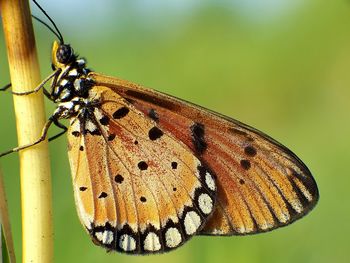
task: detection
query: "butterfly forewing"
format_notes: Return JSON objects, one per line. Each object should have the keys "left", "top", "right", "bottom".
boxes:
{"left": 89, "top": 72, "right": 319, "bottom": 236}
{"left": 67, "top": 85, "right": 216, "bottom": 254}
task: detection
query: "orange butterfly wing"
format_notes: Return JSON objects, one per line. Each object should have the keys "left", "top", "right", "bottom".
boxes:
{"left": 90, "top": 72, "right": 319, "bottom": 236}
{"left": 67, "top": 85, "right": 216, "bottom": 254}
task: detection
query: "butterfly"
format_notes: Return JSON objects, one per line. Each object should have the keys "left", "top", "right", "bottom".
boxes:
{"left": 4, "top": 0, "right": 319, "bottom": 255}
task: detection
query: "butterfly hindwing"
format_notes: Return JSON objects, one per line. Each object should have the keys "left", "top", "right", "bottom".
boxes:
{"left": 90, "top": 72, "right": 319, "bottom": 236}
{"left": 67, "top": 85, "right": 216, "bottom": 254}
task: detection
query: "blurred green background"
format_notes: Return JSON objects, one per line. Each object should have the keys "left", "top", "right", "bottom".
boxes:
{"left": 1, "top": 0, "right": 349, "bottom": 262}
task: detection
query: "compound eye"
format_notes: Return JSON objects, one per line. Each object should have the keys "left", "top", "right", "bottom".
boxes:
{"left": 56, "top": 44, "right": 74, "bottom": 64}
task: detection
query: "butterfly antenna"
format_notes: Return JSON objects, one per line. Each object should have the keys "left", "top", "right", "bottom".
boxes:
{"left": 32, "top": 15, "right": 62, "bottom": 42}
{"left": 32, "top": 0, "right": 64, "bottom": 44}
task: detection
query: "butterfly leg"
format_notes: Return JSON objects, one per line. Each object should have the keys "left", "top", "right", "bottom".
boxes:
{"left": 0, "top": 70, "right": 60, "bottom": 96}
{"left": 10, "top": 70, "right": 60, "bottom": 96}
{"left": 0, "top": 83, "right": 11, "bottom": 91}
{"left": 1, "top": 82, "right": 51, "bottom": 103}
{"left": 0, "top": 119, "right": 53, "bottom": 158}
{"left": 0, "top": 116, "right": 68, "bottom": 158}
{"left": 48, "top": 119, "right": 67, "bottom": 142}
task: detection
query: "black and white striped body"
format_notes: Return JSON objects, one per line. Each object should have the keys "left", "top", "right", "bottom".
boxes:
{"left": 52, "top": 57, "right": 92, "bottom": 103}
{"left": 50, "top": 47, "right": 99, "bottom": 132}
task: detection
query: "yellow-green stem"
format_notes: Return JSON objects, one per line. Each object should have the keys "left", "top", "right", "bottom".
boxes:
{"left": 0, "top": 0, "right": 53, "bottom": 262}
{"left": 0, "top": 167, "right": 16, "bottom": 263}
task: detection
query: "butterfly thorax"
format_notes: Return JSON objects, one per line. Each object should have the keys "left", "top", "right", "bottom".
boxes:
{"left": 52, "top": 58, "right": 92, "bottom": 102}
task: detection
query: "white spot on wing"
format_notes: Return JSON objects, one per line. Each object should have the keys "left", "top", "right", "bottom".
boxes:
{"left": 259, "top": 221, "right": 271, "bottom": 230}
{"left": 205, "top": 172, "right": 216, "bottom": 191}
{"left": 184, "top": 211, "right": 201, "bottom": 235}
{"left": 143, "top": 232, "right": 161, "bottom": 251}
{"left": 198, "top": 193, "right": 213, "bottom": 215}
{"left": 291, "top": 200, "right": 303, "bottom": 214}
{"left": 211, "top": 229, "right": 225, "bottom": 235}
{"left": 165, "top": 228, "right": 181, "bottom": 248}
{"left": 236, "top": 225, "right": 255, "bottom": 234}
{"left": 278, "top": 212, "right": 290, "bottom": 223}
{"left": 293, "top": 177, "right": 313, "bottom": 202}
{"left": 236, "top": 226, "right": 246, "bottom": 234}
{"left": 119, "top": 234, "right": 136, "bottom": 251}
{"left": 95, "top": 230, "right": 114, "bottom": 245}
{"left": 302, "top": 188, "right": 313, "bottom": 202}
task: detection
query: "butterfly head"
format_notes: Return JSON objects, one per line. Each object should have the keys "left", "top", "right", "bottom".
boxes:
{"left": 52, "top": 40, "right": 76, "bottom": 69}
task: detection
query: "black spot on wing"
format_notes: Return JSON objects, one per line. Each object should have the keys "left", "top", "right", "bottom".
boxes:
{"left": 190, "top": 122, "right": 207, "bottom": 154}
{"left": 171, "top": 162, "right": 178, "bottom": 169}
{"left": 99, "top": 192, "right": 108, "bottom": 198}
{"left": 113, "top": 107, "right": 129, "bottom": 119}
{"left": 148, "top": 109, "right": 159, "bottom": 122}
{"left": 240, "top": 159, "right": 251, "bottom": 170}
{"left": 108, "top": 134, "right": 116, "bottom": 141}
{"left": 72, "top": 131, "right": 80, "bottom": 137}
{"left": 138, "top": 161, "right": 148, "bottom": 170}
{"left": 114, "top": 174, "right": 124, "bottom": 184}
{"left": 89, "top": 129, "right": 102, "bottom": 136}
{"left": 148, "top": 127, "right": 163, "bottom": 140}
{"left": 99, "top": 115, "right": 110, "bottom": 125}
{"left": 244, "top": 145, "right": 257, "bottom": 156}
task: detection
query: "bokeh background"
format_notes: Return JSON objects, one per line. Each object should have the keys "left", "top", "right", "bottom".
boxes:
{"left": 1, "top": 0, "right": 349, "bottom": 262}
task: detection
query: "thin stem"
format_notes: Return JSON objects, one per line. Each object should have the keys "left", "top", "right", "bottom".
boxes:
{"left": 0, "top": 0, "right": 53, "bottom": 262}
{"left": 0, "top": 167, "right": 16, "bottom": 263}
